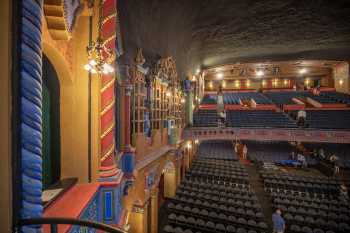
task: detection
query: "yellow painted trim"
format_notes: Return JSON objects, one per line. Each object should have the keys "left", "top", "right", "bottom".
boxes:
{"left": 102, "top": 13, "right": 117, "bottom": 25}
{"left": 101, "top": 144, "right": 115, "bottom": 161}
{"left": 100, "top": 99, "right": 115, "bottom": 116}
{"left": 100, "top": 123, "right": 115, "bottom": 139}
{"left": 102, "top": 35, "right": 116, "bottom": 47}
{"left": 101, "top": 78, "right": 115, "bottom": 93}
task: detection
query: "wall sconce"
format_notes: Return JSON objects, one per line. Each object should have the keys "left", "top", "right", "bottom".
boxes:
{"left": 246, "top": 80, "right": 251, "bottom": 87}
{"left": 305, "top": 78, "right": 310, "bottom": 85}
{"left": 339, "top": 79, "right": 344, "bottom": 86}
{"left": 187, "top": 141, "right": 192, "bottom": 149}
{"left": 208, "top": 81, "right": 213, "bottom": 89}
{"left": 235, "top": 80, "right": 240, "bottom": 88}
{"left": 222, "top": 80, "right": 226, "bottom": 88}
{"left": 283, "top": 79, "right": 288, "bottom": 86}
{"left": 262, "top": 80, "right": 266, "bottom": 86}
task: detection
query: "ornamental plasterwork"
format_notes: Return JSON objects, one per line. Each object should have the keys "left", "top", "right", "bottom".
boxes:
{"left": 43, "top": 0, "right": 82, "bottom": 40}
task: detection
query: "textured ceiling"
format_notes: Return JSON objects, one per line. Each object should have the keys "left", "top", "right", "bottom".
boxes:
{"left": 118, "top": 0, "right": 350, "bottom": 79}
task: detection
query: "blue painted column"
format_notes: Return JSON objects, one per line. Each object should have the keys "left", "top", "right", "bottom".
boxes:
{"left": 19, "top": 0, "right": 43, "bottom": 232}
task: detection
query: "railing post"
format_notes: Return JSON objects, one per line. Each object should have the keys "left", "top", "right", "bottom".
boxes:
{"left": 50, "top": 224, "right": 58, "bottom": 233}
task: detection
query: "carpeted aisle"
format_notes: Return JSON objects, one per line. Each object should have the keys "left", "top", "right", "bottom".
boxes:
{"left": 244, "top": 163, "right": 274, "bottom": 232}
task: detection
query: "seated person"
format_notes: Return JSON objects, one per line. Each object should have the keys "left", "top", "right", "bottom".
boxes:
{"left": 339, "top": 184, "right": 349, "bottom": 201}
{"left": 297, "top": 153, "right": 307, "bottom": 168}
{"left": 330, "top": 154, "right": 340, "bottom": 175}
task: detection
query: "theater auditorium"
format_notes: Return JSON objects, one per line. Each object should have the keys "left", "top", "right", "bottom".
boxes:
{"left": 1, "top": 1, "right": 350, "bottom": 233}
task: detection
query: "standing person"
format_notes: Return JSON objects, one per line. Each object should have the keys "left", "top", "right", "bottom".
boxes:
{"left": 272, "top": 209, "right": 286, "bottom": 233}
{"left": 234, "top": 141, "right": 239, "bottom": 154}
{"left": 297, "top": 153, "right": 307, "bottom": 168}
{"left": 217, "top": 86, "right": 224, "bottom": 126}
{"left": 291, "top": 151, "right": 296, "bottom": 160}
{"left": 297, "top": 110, "right": 306, "bottom": 126}
{"left": 242, "top": 144, "right": 248, "bottom": 160}
{"left": 318, "top": 148, "right": 325, "bottom": 160}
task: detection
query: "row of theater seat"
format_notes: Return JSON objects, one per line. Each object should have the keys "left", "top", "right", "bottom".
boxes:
{"left": 201, "top": 91, "right": 350, "bottom": 106}
{"left": 196, "top": 140, "right": 238, "bottom": 160}
{"left": 193, "top": 108, "right": 350, "bottom": 129}
{"left": 289, "top": 110, "right": 350, "bottom": 129}
{"left": 162, "top": 141, "right": 268, "bottom": 233}
{"left": 223, "top": 92, "right": 273, "bottom": 105}
{"left": 193, "top": 110, "right": 298, "bottom": 128}
{"left": 261, "top": 170, "right": 350, "bottom": 233}
{"left": 320, "top": 92, "right": 350, "bottom": 105}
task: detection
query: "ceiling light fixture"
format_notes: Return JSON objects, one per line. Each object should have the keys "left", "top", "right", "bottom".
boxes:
{"left": 299, "top": 68, "right": 307, "bottom": 75}
{"left": 256, "top": 70, "right": 264, "bottom": 77}
{"left": 217, "top": 73, "right": 223, "bottom": 79}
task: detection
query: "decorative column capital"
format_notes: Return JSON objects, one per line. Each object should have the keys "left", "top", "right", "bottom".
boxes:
{"left": 124, "top": 83, "right": 133, "bottom": 96}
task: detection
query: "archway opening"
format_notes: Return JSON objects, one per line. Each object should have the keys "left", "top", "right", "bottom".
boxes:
{"left": 42, "top": 54, "right": 61, "bottom": 190}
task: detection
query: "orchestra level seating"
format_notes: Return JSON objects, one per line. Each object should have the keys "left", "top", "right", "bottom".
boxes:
{"left": 162, "top": 141, "right": 268, "bottom": 233}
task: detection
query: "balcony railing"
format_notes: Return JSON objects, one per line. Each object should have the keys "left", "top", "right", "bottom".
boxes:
{"left": 16, "top": 217, "right": 128, "bottom": 233}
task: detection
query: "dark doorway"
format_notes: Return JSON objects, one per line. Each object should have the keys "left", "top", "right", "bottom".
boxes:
{"left": 42, "top": 54, "right": 61, "bottom": 189}
{"left": 158, "top": 173, "right": 165, "bottom": 207}
{"left": 147, "top": 199, "right": 152, "bottom": 233}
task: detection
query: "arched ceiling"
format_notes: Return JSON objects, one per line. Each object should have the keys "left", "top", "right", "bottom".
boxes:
{"left": 118, "top": 0, "right": 350, "bottom": 79}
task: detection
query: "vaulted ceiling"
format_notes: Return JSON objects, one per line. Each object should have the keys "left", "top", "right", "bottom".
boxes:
{"left": 118, "top": 0, "right": 350, "bottom": 79}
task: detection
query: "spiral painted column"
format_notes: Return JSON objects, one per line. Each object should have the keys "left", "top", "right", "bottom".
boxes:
{"left": 99, "top": 0, "right": 121, "bottom": 180}
{"left": 19, "top": 0, "right": 44, "bottom": 232}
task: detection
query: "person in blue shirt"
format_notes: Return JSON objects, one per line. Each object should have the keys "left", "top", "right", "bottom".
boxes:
{"left": 272, "top": 208, "right": 285, "bottom": 233}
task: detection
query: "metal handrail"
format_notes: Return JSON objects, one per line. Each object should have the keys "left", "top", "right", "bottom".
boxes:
{"left": 17, "top": 217, "right": 128, "bottom": 233}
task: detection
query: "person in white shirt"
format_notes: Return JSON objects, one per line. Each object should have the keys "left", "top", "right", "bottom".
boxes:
{"left": 297, "top": 110, "right": 306, "bottom": 126}
{"left": 297, "top": 153, "right": 307, "bottom": 168}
